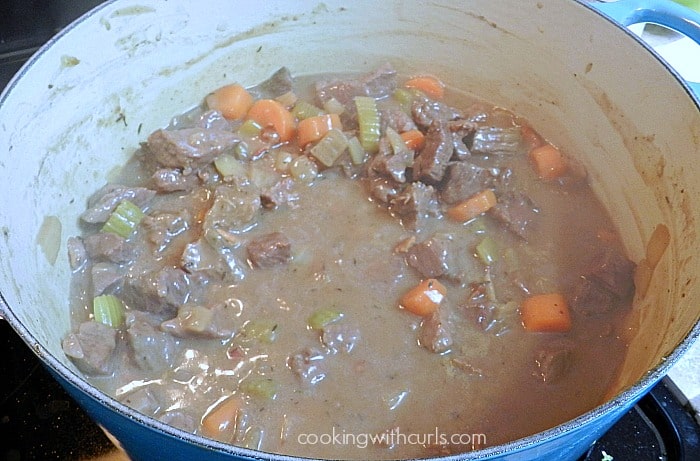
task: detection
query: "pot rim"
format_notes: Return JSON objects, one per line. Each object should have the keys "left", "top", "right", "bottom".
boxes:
{"left": 581, "top": 0, "right": 700, "bottom": 107}
{"left": 1, "top": 0, "right": 699, "bottom": 459}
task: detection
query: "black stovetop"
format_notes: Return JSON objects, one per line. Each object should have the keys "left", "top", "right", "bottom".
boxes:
{"left": 1, "top": 2, "right": 700, "bottom": 461}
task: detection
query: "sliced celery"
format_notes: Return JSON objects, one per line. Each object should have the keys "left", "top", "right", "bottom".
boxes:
{"left": 476, "top": 236, "right": 498, "bottom": 265}
{"left": 308, "top": 308, "right": 344, "bottom": 330}
{"left": 310, "top": 129, "right": 349, "bottom": 167}
{"left": 292, "top": 100, "right": 324, "bottom": 120}
{"left": 93, "top": 294, "right": 125, "bottom": 328}
{"left": 354, "top": 96, "right": 381, "bottom": 154}
{"left": 241, "top": 377, "right": 277, "bottom": 400}
{"left": 392, "top": 88, "right": 415, "bottom": 113}
{"left": 347, "top": 136, "right": 366, "bottom": 165}
{"left": 101, "top": 200, "right": 145, "bottom": 238}
{"left": 392, "top": 88, "right": 423, "bottom": 113}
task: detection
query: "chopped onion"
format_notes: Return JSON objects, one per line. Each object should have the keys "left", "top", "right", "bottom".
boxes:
{"left": 310, "top": 129, "right": 348, "bottom": 167}
{"left": 646, "top": 223, "right": 670, "bottom": 268}
{"left": 36, "top": 215, "right": 62, "bottom": 265}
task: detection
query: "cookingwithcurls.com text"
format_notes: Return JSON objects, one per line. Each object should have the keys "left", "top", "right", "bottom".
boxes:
{"left": 297, "top": 427, "right": 487, "bottom": 449}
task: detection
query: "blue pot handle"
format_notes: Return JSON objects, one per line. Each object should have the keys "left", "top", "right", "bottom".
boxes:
{"left": 589, "top": 0, "right": 700, "bottom": 99}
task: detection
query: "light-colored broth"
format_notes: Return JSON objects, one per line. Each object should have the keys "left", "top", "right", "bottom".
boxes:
{"left": 65, "top": 68, "right": 633, "bottom": 459}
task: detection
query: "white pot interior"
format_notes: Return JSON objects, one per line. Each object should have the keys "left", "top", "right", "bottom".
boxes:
{"left": 1, "top": 0, "right": 699, "bottom": 447}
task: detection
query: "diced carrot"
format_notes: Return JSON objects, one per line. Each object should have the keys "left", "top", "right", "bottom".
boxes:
{"left": 520, "top": 123, "right": 545, "bottom": 150}
{"left": 246, "top": 99, "right": 296, "bottom": 143}
{"left": 446, "top": 189, "right": 497, "bottom": 222}
{"left": 529, "top": 143, "right": 567, "bottom": 180}
{"left": 297, "top": 113, "right": 342, "bottom": 148}
{"left": 201, "top": 396, "right": 243, "bottom": 440}
{"left": 520, "top": 293, "right": 572, "bottom": 333}
{"left": 400, "top": 129, "right": 426, "bottom": 151}
{"left": 206, "top": 84, "right": 253, "bottom": 121}
{"left": 400, "top": 278, "right": 447, "bottom": 317}
{"left": 404, "top": 75, "right": 446, "bottom": 100}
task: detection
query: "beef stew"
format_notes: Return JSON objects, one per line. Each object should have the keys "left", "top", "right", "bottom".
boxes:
{"left": 63, "top": 65, "right": 636, "bottom": 459}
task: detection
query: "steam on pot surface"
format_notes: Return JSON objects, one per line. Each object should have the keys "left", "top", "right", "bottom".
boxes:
{"left": 61, "top": 65, "right": 640, "bottom": 459}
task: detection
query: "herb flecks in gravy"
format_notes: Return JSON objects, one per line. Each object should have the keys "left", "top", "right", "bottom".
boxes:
{"left": 63, "top": 65, "right": 636, "bottom": 459}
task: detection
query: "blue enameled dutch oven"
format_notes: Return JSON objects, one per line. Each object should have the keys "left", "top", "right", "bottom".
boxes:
{"left": 1, "top": 0, "right": 699, "bottom": 459}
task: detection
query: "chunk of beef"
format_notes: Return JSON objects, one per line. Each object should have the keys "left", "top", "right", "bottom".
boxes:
{"left": 161, "top": 303, "right": 238, "bottom": 339}
{"left": 287, "top": 347, "right": 327, "bottom": 386}
{"left": 413, "top": 121, "right": 453, "bottom": 184}
{"left": 247, "top": 232, "right": 292, "bottom": 268}
{"left": 81, "top": 184, "right": 156, "bottom": 223}
{"left": 197, "top": 163, "right": 226, "bottom": 185}
{"left": 91, "top": 262, "right": 124, "bottom": 295}
{"left": 125, "top": 311, "right": 178, "bottom": 371}
{"left": 411, "top": 99, "right": 463, "bottom": 128}
{"left": 143, "top": 184, "right": 211, "bottom": 216}
{"left": 368, "top": 174, "right": 403, "bottom": 205}
{"left": 462, "top": 282, "right": 505, "bottom": 333}
{"left": 390, "top": 181, "right": 440, "bottom": 229}
{"left": 570, "top": 277, "right": 617, "bottom": 316}
{"left": 532, "top": 340, "right": 574, "bottom": 384}
{"left": 359, "top": 62, "right": 397, "bottom": 99}
{"left": 169, "top": 107, "right": 232, "bottom": 131}
{"left": 84, "top": 232, "right": 133, "bottom": 263}
{"left": 440, "top": 162, "right": 497, "bottom": 205}
{"left": 67, "top": 236, "right": 87, "bottom": 271}
{"left": 489, "top": 192, "right": 539, "bottom": 239}
{"left": 463, "top": 300, "right": 499, "bottom": 332}
{"left": 181, "top": 238, "right": 228, "bottom": 276}
{"left": 568, "top": 247, "right": 635, "bottom": 317}
{"left": 119, "top": 387, "right": 160, "bottom": 415}
{"left": 196, "top": 109, "right": 233, "bottom": 131}
{"left": 260, "top": 177, "right": 299, "bottom": 209}
{"left": 469, "top": 126, "right": 522, "bottom": 156}
{"left": 204, "top": 184, "right": 261, "bottom": 239}
{"left": 62, "top": 320, "right": 117, "bottom": 376}
{"left": 150, "top": 168, "right": 199, "bottom": 192}
{"left": 405, "top": 235, "right": 449, "bottom": 278}
{"left": 142, "top": 210, "right": 190, "bottom": 254}
{"left": 146, "top": 127, "right": 240, "bottom": 171}
{"left": 315, "top": 78, "right": 361, "bottom": 108}
{"left": 369, "top": 138, "right": 414, "bottom": 183}
{"left": 584, "top": 248, "right": 636, "bottom": 299}
{"left": 448, "top": 119, "right": 478, "bottom": 160}
{"left": 381, "top": 108, "right": 417, "bottom": 134}
{"left": 315, "top": 63, "right": 396, "bottom": 107}
{"left": 248, "top": 67, "right": 293, "bottom": 100}
{"left": 122, "top": 266, "right": 191, "bottom": 317}
{"left": 321, "top": 323, "right": 360, "bottom": 354}
{"left": 192, "top": 239, "right": 247, "bottom": 283}
{"left": 406, "top": 233, "right": 476, "bottom": 284}
{"left": 418, "top": 309, "right": 453, "bottom": 354}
